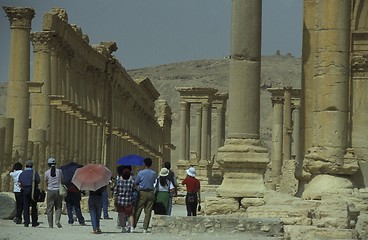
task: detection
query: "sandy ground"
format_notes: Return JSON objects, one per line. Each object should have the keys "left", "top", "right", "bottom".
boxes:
{"left": 0, "top": 204, "right": 279, "bottom": 240}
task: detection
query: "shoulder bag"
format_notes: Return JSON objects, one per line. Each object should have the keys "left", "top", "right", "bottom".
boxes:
{"left": 32, "top": 169, "right": 46, "bottom": 202}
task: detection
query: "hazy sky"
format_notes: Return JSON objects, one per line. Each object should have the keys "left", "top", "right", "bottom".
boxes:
{"left": 0, "top": 0, "right": 303, "bottom": 82}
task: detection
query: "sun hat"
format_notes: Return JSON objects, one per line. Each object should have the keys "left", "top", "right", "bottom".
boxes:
{"left": 25, "top": 160, "right": 33, "bottom": 167}
{"left": 47, "top": 157, "right": 56, "bottom": 165}
{"left": 186, "top": 167, "right": 196, "bottom": 177}
{"left": 159, "top": 167, "right": 169, "bottom": 177}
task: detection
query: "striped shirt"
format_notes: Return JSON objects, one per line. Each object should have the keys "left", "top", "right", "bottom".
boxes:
{"left": 114, "top": 178, "right": 135, "bottom": 206}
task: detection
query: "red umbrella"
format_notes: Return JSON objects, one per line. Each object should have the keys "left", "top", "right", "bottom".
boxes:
{"left": 71, "top": 164, "right": 112, "bottom": 191}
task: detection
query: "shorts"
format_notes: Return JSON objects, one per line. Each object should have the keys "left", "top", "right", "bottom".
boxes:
{"left": 116, "top": 203, "right": 134, "bottom": 216}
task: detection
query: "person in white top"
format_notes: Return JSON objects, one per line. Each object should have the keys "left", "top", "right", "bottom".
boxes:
{"left": 153, "top": 168, "right": 174, "bottom": 215}
{"left": 9, "top": 162, "right": 23, "bottom": 224}
{"left": 44, "top": 157, "right": 64, "bottom": 228}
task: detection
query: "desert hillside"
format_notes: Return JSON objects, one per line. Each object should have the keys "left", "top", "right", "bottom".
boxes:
{"left": 0, "top": 54, "right": 301, "bottom": 162}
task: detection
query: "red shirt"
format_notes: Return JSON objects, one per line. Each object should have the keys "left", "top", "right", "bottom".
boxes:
{"left": 182, "top": 176, "right": 200, "bottom": 192}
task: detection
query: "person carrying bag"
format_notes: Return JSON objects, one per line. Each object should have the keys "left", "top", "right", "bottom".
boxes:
{"left": 18, "top": 160, "right": 41, "bottom": 227}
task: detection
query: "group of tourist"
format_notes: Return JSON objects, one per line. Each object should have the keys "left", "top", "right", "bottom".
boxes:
{"left": 9, "top": 157, "right": 201, "bottom": 234}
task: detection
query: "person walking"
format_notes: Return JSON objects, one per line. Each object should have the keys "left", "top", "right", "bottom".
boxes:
{"left": 101, "top": 185, "right": 113, "bottom": 220}
{"left": 18, "top": 160, "right": 40, "bottom": 227}
{"left": 44, "top": 157, "right": 64, "bottom": 228}
{"left": 114, "top": 166, "right": 135, "bottom": 233}
{"left": 89, "top": 187, "right": 103, "bottom": 234}
{"left": 9, "top": 161, "right": 23, "bottom": 224}
{"left": 65, "top": 183, "right": 86, "bottom": 226}
{"left": 182, "top": 167, "right": 201, "bottom": 216}
{"left": 133, "top": 158, "right": 156, "bottom": 233}
{"left": 163, "top": 162, "right": 177, "bottom": 215}
{"left": 154, "top": 167, "right": 175, "bottom": 215}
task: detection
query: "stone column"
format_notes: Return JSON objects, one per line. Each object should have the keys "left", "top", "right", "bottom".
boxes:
{"left": 185, "top": 103, "right": 191, "bottom": 161}
{"left": 217, "top": 0, "right": 268, "bottom": 198}
{"left": 0, "top": 127, "right": 5, "bottom": 168}
{"left": 303, "top": 1, "right": 358, "bottom": 197}
{"left": 3, "top": 6, "right": 35, "bottom": 160}
{"left": 206, "top": 102, "right": 212, "bottom": 161}
{"left": 301, "top": 0, "right": 317, "bottom": 155}
{"left": 0, "top": 118, "right": 14, "bottom": 169}
{"left": 179, "top": 101, "right": 188, "bottom": 162}
{"left": 195, "top": 105, "right": 202, "bottom": 161}
{"left": 49, "top": 35, "right": 61, "bottom": 159}
{"left": 200, "top": 102, "right": 209, "bottom": 163}
{"left": 216, "top": 105, "right": 225, "bottom": 150}
{"left": 30, "top": 32, "right": 53, "bottom": 142}
{"left": 283, "top": 87, "right": 292, "bottom": 160}
{"left": 293, "top": 104, "right": 301, "bottom": 165}
{"left": 270, "top": 97, "right": 284, "bottom": 187}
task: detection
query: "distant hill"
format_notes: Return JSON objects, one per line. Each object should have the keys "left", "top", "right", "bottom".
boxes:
{"left": 0, "top": 55, "right": 301, "bottom": 162}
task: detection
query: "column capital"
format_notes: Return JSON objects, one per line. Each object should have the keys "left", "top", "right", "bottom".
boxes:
{"left": 3, "top": 6, "right": 35, "bottom": 29}
{"left": 271, "top": 96, "right": 284, "bottom": 106}
{"left": 31, "top": 31, "right": 56, "bottom": 53}
{"left": 202, "top": 102, "right": 210, "bottom": 110}
{"left": 292, "top": 103, "right": 300, "bottom": 111}
{"left": 180, "top": 101, "right": 188, "bottom": 110}
{"left": 283, "top": 86, "right": 292, "bottom": 91}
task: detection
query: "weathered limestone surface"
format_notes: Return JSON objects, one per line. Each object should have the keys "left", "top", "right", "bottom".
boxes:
{"left": 284, "top": 225, "right": 359, "bottom": 240}
{"left": 356, "top": 213, "right": 368, "bottom": 240}
{"left": 151, "top": 215, "right": 283, "bottom": 236}
{"left": 0, "top": 192, "right": 15, "bottom": 220}
{"left": 302, "top": 174, "right": 353, "bottom": 200}
{"left": 204, "top": 196, "right": 239, "bottom": 215}
{"left": 217, "top": 138, "right": 269, "bottom": 198}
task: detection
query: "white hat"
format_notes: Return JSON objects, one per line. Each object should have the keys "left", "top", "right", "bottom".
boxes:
{"left": 47, "top": 157, "right": 56, "bottom": 165}
{"left": 159, "top": 167, "right": 169, "bottom": 177}
{"left": 186, "top": 167, "right": 196, "bottom": 177}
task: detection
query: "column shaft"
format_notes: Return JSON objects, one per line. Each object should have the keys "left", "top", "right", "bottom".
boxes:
{"left": 216, "top": 106, "right": 225, "bottom": 150}
{"left": 271, "top": 97, "right": 284, "bottom": 183}
{"left": 227, "top": 0, "right": 261, "bottom": 139}
{"left": 293, "top": 105, "right": 301, "bottom": 164}
{"left": 195, "top": 106, "right": 202, "bottom": 160}
{"left": 4, "top": 7, "right": 35, "bottom": 160}
{"left": 283, "top": 87, "right": 292, "bottom": 160}
{"left": 185, "top": 103, "right": 190, "bottom": 160}
{"left": 179, "top": 101, "right": 188, "bottom": 161}
{"left": 200, "top": 103, "right": 209, "bottom": 162}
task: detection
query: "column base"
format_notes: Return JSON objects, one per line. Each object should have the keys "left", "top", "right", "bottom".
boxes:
{"left": 217, "top": 138, "right": 269, "bottom": 198}
{"left": 303, "top": 147, "right": 359, "bottom": 175}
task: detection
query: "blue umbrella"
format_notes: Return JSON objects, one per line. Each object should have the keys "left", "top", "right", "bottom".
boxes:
{"left": 116, "top": 154, "right": 145, "bottom": 166}
{"left": 60, "top": 162, "right": 83, "bottom": 187}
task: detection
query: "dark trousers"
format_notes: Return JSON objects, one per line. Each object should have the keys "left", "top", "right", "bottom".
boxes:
{"left": 14, "top": 192, "right": 23, "bottom": 221}
{"left": 22, "top": 188, "right": 38, "bottom": 225}
{"left": 101, "top": 190, "right": 109, "bottom": 218}
{"left": 185, "top": 195, "right": 198, "bottom": 216}
{"left": 65, "top": 192, "right": 85, "bottom": 224}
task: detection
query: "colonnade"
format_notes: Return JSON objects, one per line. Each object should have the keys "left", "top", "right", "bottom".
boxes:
{"left": 176, "top": 87, "right": 228, "bottom": 184}
{"left": 268, "top": 87, "right": 301, "bottom": 189}
{"left": 0, "top": 7, "right": 172, "bottom": 191}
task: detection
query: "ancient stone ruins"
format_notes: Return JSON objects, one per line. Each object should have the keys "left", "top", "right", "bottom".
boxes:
{"left": 1, "top": 0, "right": 368, "bottom": 239}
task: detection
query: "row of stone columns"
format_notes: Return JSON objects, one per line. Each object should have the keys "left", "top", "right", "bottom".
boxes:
{"left": 268, "top": 87, "right": 301, "bottom": 189}
{"left": 0, "top": 7, "right": 172, "bottom": 191}
{"left": 176, "top": 87, "right": 228, "bottom": 184}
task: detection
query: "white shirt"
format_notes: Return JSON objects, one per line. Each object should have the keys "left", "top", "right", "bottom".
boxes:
{"left": 155, "top": 179, "right": 174, "bottom": 192}
{"left": 44, "top": 168, "right": 63, "bottom": 190}
{"left": 9, "top": 170, "right": 22, "bottom": 192}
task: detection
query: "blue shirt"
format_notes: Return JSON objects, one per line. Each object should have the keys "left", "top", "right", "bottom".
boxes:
{"left": 18, "top": 168, "right": 40, "bottom": 188}
{"left": 135, "top": 168, "right": 156, "bottom": 191}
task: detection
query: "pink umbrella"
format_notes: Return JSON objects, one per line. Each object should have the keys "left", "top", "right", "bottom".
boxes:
{"left": 72, "top": 164, "right": 112, "bottom": 191}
